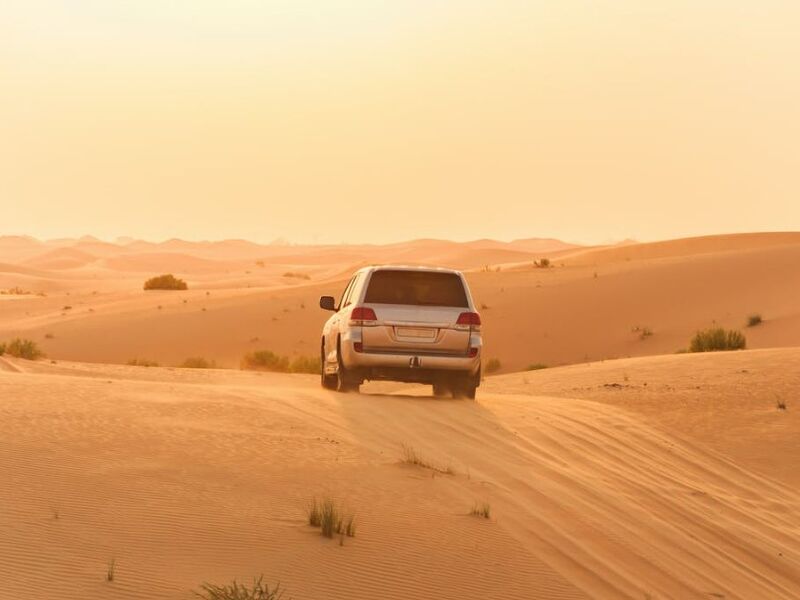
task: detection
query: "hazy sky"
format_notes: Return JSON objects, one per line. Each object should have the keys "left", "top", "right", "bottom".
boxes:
{"left": 3, "top": 1, "right": 799, "bottom": 244}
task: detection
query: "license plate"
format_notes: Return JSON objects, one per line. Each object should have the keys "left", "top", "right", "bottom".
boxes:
{"left": 396, "top": 327, "right": 436, "bottom": 339}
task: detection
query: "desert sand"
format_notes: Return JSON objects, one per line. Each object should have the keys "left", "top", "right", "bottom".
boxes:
{"left": 1, "top": 232, "right": 799, "bottom": 371}
{"left": 0, "top": 349, "right": 798, "bottom": 599}
{"left": 1, "top": 232, "right": 799, "bottom": 599}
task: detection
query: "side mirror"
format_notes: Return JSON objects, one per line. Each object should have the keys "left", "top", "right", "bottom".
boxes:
{"left": 319, "top": 295, "right": 336, "bottom": 311}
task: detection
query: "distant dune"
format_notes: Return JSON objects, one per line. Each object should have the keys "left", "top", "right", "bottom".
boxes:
{"left": 2, "top": 232, "right": 797, "bottom": 371}
{"left": 560, "top": 231, "right": 800, "bottom": 265}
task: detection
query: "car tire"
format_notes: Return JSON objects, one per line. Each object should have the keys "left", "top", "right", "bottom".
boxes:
{"left": 320, "top": 342, "right": 337, "bottom": 390}
{"left": 452, "top": 367, "right": 479, "bottom": 400}
{"left": 336, "top": 340, "right": 360, "bottom": 393}
{"left": 452, "top": 383, "right": 477, "bottom": 400}
{"left": 432, "top": 383, "right": 451, "bottom": 397}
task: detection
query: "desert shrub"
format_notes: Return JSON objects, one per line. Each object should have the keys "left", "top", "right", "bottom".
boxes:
{"left": 747, "top": 314, "right": 763, "bottom": 327}
{"left": 195, "top": 576, "right": 286, "bottom": 600}
{"left": 526, "top": 363, "right": 547, "bottom": 371}
{"left": 289, "top": 355, "right": 321, "bottom": 374}
{"left": 240, "top": 351, "right": 320, "bottom": 374}
{"left": 127, "top": 358, "right": 159, "bottom": 367}
{"left": 485, "top": 358, "right": 502, "bottom": 374}
{"left": 689, "top": 328, "right": 746, "bottom": 353}
{"left": 180, "top": 357, "right": 215, "bottom": 369}
{"left": 143, "top": 274, "right": 187, "bottom": 291}
{"left": 282, "top": 272, "right": 310, "bottom": 280}
{"left": 306, "top": 498, "right": 355, "bottom": 539}
{"left": 471, "top": 502, "right": 491, "bottom": 519}
{"left": 307, "top": 499, "right": 322, "bottom": 527}
{"left": 241, "top": 350, "right": 290, "bottom": 372}
{"left": 4, "top": 338, "right": 44, "bottom": 360}
{"left": 400, "top": 444, "right": 454, "bottom": 474}
{"left": 534, "top": 258, "right": 551, "bottom": 268}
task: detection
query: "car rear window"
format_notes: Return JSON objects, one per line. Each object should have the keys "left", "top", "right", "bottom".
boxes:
{"left": 364, "top": 270, "right": 468, "bottom": 307}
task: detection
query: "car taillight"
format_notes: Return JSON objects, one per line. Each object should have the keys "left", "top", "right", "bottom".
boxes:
{"left": 354, "top": 342, "right": 364, "bottom": 353}
{"left": 468, "top": 347, "right": 479, "bottom": 358}
{"left": 350, "top": 306, "right": 378, "bottom": 326}
{"left": 455, "top": 312, "right": 481, "bottom": 329}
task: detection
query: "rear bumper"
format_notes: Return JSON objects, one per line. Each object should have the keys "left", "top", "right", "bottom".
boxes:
{"left": 340, "top": 335, "right": 481, "bottom": 382}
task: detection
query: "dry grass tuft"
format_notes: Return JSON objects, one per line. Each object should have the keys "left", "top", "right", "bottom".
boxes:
{"left": 241, "top": 351, "right": 320, "bottom": 374}
{"left": 2, "top": 338, "right": 44, "bottom": 360}
{"left": 180, "top": 357, "right": 216, "bottom": 369}
{"left": 195, "top": 576, "right": 286, "bottom": 599}
{"left": 282, "top": 272, "right": 310, "bottom": 281}
{"left": 470, "top": 502, "right": 491, "bottom": 519}
{"left": 747, "top": 314, "right": 763, "bottom": 327}
{"left": 127, "top": 358, "right": 159, "bottom": 367}
{"left": 401, "top": 444, "right": 454, "bottom": 475}
{"left": 689, "top": 328, "right": 746, "bottom": 352}
{"left": 306, "top": 498, "right": 356, "bottom": 539}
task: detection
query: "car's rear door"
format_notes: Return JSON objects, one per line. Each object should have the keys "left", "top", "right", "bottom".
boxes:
{"left": 359, "top": 270, "right": 473, "bottom": 355}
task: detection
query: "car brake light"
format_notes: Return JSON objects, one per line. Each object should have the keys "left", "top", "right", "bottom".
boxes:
{"left": 456, "top": 312, "right": 481, "bottom": 326}
{"left": 468, "top": 347, "right": 479, "bottom": 358}
{"left": 350, "top": 306, "right": 378, "bottom": 325}
{"left": 354, "top": 342, "right": 364, "bottom": 353}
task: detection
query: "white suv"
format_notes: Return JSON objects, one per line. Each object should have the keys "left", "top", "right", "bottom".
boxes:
{"left": 319, "top": 266, "right": 483, "bottom": 398}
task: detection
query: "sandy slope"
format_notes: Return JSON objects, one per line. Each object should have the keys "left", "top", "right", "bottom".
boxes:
{"left": 482, "top": 348, "right": 800, "bottom": 487}
{"left": 1, "top": 350, "right": 798, "bottom": 600}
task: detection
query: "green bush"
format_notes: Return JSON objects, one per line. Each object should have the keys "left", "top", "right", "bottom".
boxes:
{"left": 485, "top": 358, "right": 502, "bottom": 374}
{"left": 143, "top": 274, "right": 187, "bottom": 291}
{"left": 3, "top": 338, "right": 44, "bottom": 360}
{"left": 180, "top": 357, "right": 215, "bottom": 369}
{"left": 689, "top": 328, "right": 746, "bottom": 353}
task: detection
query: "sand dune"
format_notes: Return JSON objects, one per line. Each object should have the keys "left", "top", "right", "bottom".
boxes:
{"left": 2, "top": 232, "right": 798, "bottom": 598}
{"left": 560, "top": 232, "right": 800, "bottom": 266}
{"left": 23, "top": 247, "right": 99, "bottom": 270}
{"left": 3, "top": 232, "right": 797, "bottom": 371}
{"left": 1, "top": 349, "right": 797, "bottom": 599}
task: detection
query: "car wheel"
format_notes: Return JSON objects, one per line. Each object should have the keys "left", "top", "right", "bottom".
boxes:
{"left": 452, "top": 383, "right": 477, "bottom": 400}
{"left": 452, "top": 368, "right": 479, "bottom": 400}
{"left": 432, "top": 383, "right": 451, "bottom": 397}
{"left": 336, "top": 340, "right": 360, "bottom": 393}
{"left": 320, "top": 342, "right": 337, "bottom": 390}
